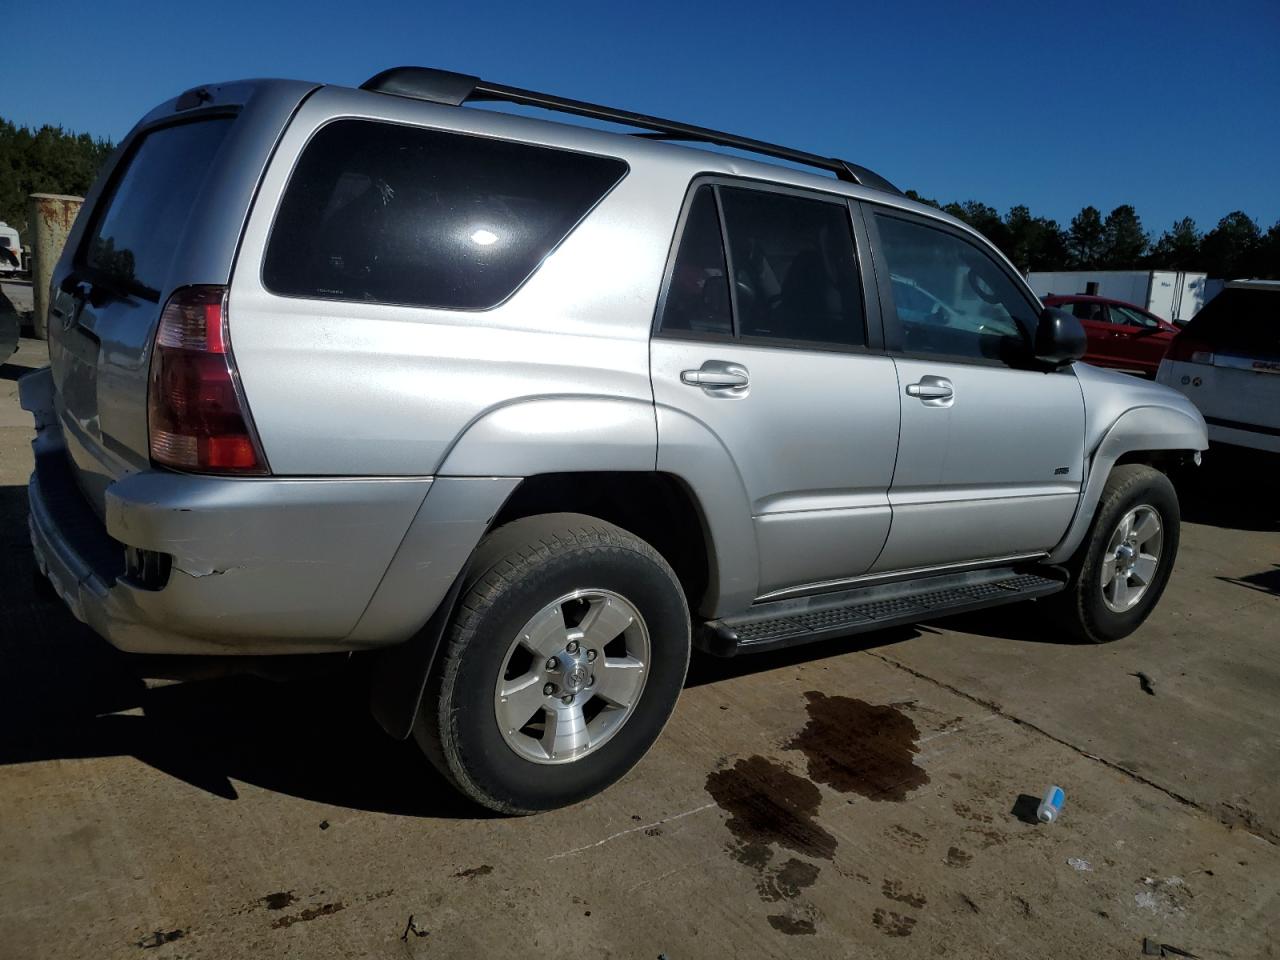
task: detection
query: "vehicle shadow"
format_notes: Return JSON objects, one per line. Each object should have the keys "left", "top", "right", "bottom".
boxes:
{"left": 0, "top": 483, "right": 487, "bottom": 820}
{"left": 685, "top": 625, "right": 923, "bottom": 688}
{"left": 1175, "top": 446, "right": 1278, "bottom": 533}
{"left": 917, "top": 603, "right": 1086, "bottom": 646}
{"left": 1216, "top": 565, "right": 1280, "bottom": 598}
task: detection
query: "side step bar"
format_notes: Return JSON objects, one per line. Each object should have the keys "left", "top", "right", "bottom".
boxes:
{"left": 699, "top": 565, "right": 1067, "bottom": 657}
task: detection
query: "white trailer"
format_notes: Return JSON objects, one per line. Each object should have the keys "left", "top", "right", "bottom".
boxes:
{"left": 1025, "top": 270, "right": 1209, "bottom": 322}
{"left": 0, "top": 222, "right": 21, "bottom": 275}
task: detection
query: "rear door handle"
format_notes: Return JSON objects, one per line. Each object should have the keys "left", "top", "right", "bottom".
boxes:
{"left": 681, "top": 362, "right": 749, "bottom": 391}
{"left": 905, "top": 377, "right": 954, "bottom": 405}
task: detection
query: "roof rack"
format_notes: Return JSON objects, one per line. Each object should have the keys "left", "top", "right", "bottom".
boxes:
{"left": 359, "top": 66, "right": 900, "bottom": 195}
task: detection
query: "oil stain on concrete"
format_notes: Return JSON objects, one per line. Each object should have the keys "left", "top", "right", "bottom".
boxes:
{"left": 704, "top": 755, "right": 832, "bottom": 934}
{"left": 881, "top": 878, "right": 927, "bottom": 909}
{"left": 787, "top": 691, "right": 929, "bottom": 801}
{"left": 704, "top": 694, "right": 931, "bottom": 937}
{"left": 704, "top": 755, "right": 838, "bottom": 866}
{"left": 757, "top": 858, "right": 822, "bottom": 903}
{"left": 260, "top": 891, "right": 297, "bottom": 910}
{"left": 872, "top": 907, "right": 917, "bottom": 937}
{"left": 270, "top": 902, "right": 345, "bottom": 930}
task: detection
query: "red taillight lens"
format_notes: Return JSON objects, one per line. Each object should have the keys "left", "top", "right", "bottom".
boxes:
{"left": 147, "top": 286, "right": 268, "bottom": 474}
{"left": 1164, "top": 332, "right": 1213, "bottom": 365}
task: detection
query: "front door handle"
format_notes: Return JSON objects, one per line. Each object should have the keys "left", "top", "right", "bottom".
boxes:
{"left": 905, "top": 376, "right": 954, "bottom": 406}
{"left": 681, "top": 362, "right": 749, "bottom": 392}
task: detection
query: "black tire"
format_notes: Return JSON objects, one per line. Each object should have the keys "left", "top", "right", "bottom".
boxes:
{"left": 414, "top": 513, "right": 691, "bottom": 814}
{"left": 1054, "top": 464, "right": 1180, "bottom": 643}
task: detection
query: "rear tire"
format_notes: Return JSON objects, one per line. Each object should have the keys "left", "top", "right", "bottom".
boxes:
{"left": 1054, "top": 464, "right": 1180, "bottom": 643}
{"left": 415, "top": 513, "right": 691, "bottom": 814}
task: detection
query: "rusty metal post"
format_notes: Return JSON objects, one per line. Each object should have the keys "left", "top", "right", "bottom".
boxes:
{"left": 28, "top": 193, "right": 84, "bottom": 340}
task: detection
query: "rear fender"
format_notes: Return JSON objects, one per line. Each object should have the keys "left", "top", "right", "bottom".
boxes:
{"left": 436, "top": 395, "right": 657, "bottom": 476}
{"left": 654, "top": 405, "right": 758, "bottom": 616}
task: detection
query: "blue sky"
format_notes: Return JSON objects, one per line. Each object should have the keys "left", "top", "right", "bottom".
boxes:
{"left": 6, "top": 0, "right": 1278, "bottom": 235}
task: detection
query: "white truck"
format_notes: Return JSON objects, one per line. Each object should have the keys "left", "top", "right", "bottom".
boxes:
{"left": 1027, "top": 270, "right": 1208, "bottom": 324}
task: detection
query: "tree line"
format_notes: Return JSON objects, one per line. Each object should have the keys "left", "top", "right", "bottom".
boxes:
{"left": 905, "top": 191, "right": 1280, "bottom": 280}
{"left": 0, "top": 117, "right": 114, "bottom": 239}
{"left": 1, "top": 113, "right": 1276, "bottom": 280}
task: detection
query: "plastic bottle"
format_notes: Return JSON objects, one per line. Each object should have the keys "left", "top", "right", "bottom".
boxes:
{"left": 1037, "top": 785, "right": 1065, "bottom": 823}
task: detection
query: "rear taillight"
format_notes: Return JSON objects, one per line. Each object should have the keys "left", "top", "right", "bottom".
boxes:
{"left": 1164, "top": 331, "right": 1214, "bottom": 365}
{"left": 147, "top": 286, "right": 268, "bottom": 474}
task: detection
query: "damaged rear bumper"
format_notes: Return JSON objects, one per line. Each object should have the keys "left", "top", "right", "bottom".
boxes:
{"left": 21, "top": 368, "right": 437, "bottom": 655}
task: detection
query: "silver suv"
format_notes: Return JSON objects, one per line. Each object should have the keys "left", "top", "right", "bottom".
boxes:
{"left": 21, "top": 68, "right": 1207, "bottom": 813}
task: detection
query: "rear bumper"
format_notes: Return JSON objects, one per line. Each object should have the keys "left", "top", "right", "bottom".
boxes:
{"left": 28, "top": 449, "right": 435, "bottom": 654}
{"left": 21, "top": 367, "right": 474, "bottom": 655}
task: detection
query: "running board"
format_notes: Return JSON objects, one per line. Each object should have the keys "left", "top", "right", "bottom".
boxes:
{"left": 699, "top": 565, "right": 1067, "bottom": 657}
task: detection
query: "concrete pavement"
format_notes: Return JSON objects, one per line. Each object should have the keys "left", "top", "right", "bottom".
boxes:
{"left": 1, "top": 336, "right": 1276, "bottom": 959}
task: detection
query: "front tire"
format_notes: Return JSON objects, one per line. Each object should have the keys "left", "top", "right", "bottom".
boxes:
{"left": 1056, "top": 464, "right": 1180, "bottom": 643}
{"left": 415, "top": 513, "right": 691, "bottom": 814}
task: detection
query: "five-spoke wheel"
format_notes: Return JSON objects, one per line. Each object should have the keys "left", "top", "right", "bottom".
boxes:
{"left": 415, "top": 514, "right": 690, "bottom": 814}
{"left": 495, "top": 590, "right": 650, "bottom": 763}
{"left": 1100, "top": 505, "right": 1163, "bottom": 613}
{"left": 1052, "top": 464, "right": 1180, "bottom": 643}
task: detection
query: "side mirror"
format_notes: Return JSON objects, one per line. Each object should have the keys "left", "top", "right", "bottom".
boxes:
{"left": 1034, "top": 307, "right": 1087, "bottom": 367}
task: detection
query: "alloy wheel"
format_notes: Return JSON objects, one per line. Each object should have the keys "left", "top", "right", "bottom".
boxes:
{"left": 1100, "top": 504, "right": 1163, "bottom": 613}
{"left": 493, "top": 589, "right": 650, "bottom": 764}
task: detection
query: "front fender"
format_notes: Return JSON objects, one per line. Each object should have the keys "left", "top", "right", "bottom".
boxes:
{"left": 1048, "top": 404, "right": 1207, "bottom": 563}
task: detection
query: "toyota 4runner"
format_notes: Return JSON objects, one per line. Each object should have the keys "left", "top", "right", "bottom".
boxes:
{"left": 21, "top": 68, "right": 1207, "bottom": 813}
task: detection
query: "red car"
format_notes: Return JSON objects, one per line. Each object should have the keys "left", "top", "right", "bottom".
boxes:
{"left": 1042, "top": 294, "right": 1179, "bottom": 378}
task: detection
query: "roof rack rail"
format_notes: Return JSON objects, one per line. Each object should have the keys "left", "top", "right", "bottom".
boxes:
{"left": 359, "top": 66, "right": 900, "bottom": 195}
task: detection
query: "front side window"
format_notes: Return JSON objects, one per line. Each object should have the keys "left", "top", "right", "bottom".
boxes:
{"left": 719, "top": 187, "right": 865, "bottom": 347}
{"left": 264, "top": 119, "right": 627, "bottom": 310}
{"left": 875, "top": 214, "right": 1033, "bottom": 363}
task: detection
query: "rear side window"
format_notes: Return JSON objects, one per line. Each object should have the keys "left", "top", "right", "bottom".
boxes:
{"left": 658, "top": 186, "right": 732, "bottom": 336}
{"left": 720, "top": 187, "right": 864, "bottom": 347}
{"left": 83, "top": 118, "right": 234, "bottom": 300}
{"left": 657, "top": 182, "right": 865, "bottom": 349}
{"left": 1062, "top": 299, "right": 1105, "bottom": 322}
{"left": 263, "top": 119, "right": 627, "bottom": 310}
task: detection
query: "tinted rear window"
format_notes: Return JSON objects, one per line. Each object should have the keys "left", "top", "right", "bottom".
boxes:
{"left": 83, "top": 118, "right": 234, "bottom": 300}
{"left": 720, "top": 186, "right": 865, "bottom": 347}
{"left": 1187, "top": 288, "right": 1280, "bottom": 355}
{"left": 263, "top": 119, "right": 628, "bottom": 311}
